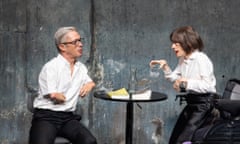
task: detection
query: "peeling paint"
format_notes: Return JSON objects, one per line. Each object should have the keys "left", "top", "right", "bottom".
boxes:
{"left": 0, "top": 102, "right": 28, "bottom": 120}
{"left": 105, "top": 59, "right": 126, "bottom": 74}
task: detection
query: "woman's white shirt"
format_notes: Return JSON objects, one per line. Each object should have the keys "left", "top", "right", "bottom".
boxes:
{"left": 163, "top": 51, "right": 216, "bottom": 93}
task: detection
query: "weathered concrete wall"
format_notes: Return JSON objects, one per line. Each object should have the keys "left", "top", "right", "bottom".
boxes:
{"left": 0, "top": 0, "right": 240, "bottom": 143}
{"left": 0, "top": 0, "right": 29, "bottom": 143}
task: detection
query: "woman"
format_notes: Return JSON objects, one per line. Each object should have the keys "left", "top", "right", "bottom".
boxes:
{"left": 150, "top": 26, "right": 216, "bottom": 144}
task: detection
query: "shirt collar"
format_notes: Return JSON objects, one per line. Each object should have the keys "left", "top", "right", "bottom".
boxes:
{"left": 57, "top": 54, "right": 80, "bottom": 67}
{"left": 182, "top": 50, "right": 199, "bottom": 64}
{"left": 188, "top": 50, "right": 199, "bottom": 59}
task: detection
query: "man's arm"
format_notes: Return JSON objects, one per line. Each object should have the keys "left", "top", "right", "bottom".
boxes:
{"left": 44, "top": 92, "right": 66, "bottom": 104}
{"left": 79, "top": 81, "right": 96, "bottom": 97}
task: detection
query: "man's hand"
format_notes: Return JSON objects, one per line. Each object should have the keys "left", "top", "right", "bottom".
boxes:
{"left": 49, "top": 93, "right": 66, "bottom": 104}
{"left": 79, "top": 81, "right": 96, "bottom": 97}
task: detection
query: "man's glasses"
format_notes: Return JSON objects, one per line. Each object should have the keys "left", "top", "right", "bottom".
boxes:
{"left": 61, "top": 38, "right": 84, "bottom": 46}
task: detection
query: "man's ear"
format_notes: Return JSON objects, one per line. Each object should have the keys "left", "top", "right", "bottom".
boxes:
{"left": 58, "top": 44, "right": 66, "bottom": 52}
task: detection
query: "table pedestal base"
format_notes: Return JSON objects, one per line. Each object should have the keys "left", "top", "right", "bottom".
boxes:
{"left": 126, "top": 102, "right": 133, "bottom": 144}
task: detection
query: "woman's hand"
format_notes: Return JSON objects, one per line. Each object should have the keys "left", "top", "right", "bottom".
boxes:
{"left": 149, "top": 59, "right": 169, "bottom": 71}
{"left": 173, "top": 78, "right": 188, "bottom": 92}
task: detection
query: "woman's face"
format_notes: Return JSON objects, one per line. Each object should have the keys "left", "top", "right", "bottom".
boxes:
{"left": 171, "top": 43, "right": 187, "bottom": 58}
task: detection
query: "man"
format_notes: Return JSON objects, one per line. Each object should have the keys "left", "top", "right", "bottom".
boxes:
{"left": 150, "top": 26, "right": 216, "bottom": 144}
{"left": 29, "top": 26, "right": 97, "bottom": 144}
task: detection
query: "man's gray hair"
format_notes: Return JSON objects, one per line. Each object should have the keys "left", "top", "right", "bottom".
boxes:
{"left": 54, "top": 26, "right": 77, "bottom": 47}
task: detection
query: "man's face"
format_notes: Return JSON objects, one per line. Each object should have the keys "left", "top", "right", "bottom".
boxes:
{"left": 171, "top": 43, "right": 186, "bottom": 58}
{"left": 60, "top": 31, "right": 83, "bottom": 59}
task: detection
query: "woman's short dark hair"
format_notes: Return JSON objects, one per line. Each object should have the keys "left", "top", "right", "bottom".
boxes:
{"left": 170, "top": 26, "right": 204, "bottom": 54}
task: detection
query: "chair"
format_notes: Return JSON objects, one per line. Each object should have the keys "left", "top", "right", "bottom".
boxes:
{"left": 193, "top": 78, "right": 240, "bottom": 143}
{"left": 214, "top": 79, "right": 240, "bottom": 119}
{"left": 27, "top": 86, "right": 71, "bottom": 144}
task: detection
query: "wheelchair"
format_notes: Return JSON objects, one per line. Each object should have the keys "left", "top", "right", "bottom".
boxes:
{"left": 175, "top": 79, "right": 240, "bottom": 144}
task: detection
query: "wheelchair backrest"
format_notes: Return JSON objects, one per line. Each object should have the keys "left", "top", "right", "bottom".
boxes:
{"left": 222, "top": 79, "right": 240, "bottom": 100}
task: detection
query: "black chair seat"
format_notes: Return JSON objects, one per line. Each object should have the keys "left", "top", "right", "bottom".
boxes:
{"left": 214, "top": 99, "right": 240, "bottom": 117}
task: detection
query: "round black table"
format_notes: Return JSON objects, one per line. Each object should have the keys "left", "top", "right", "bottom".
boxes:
{"left": 94, "top": 90, "right": 167, "bottom": 144}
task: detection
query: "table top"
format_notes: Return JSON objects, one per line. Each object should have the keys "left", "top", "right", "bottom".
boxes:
{"left": 94, "top": 90, "right": 167, "bottom": 102}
